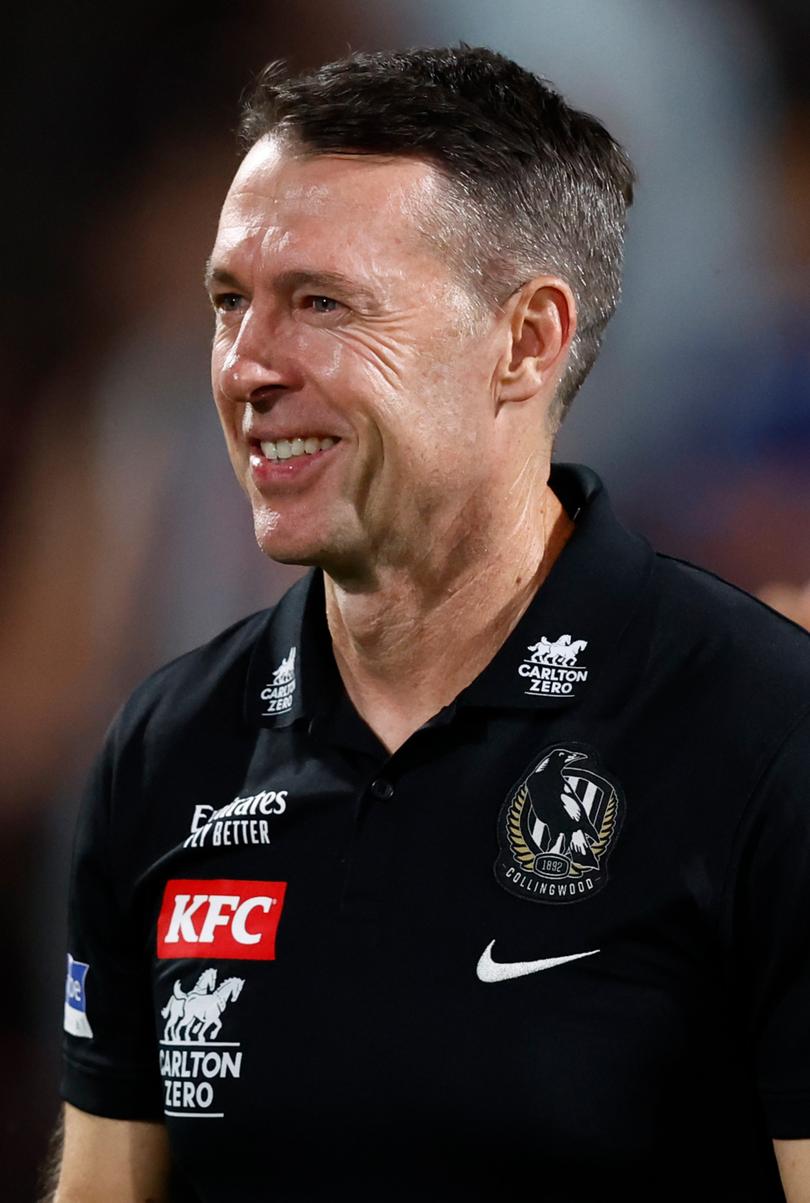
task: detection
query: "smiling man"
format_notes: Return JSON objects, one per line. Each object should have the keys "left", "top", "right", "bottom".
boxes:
{"left": 53, "top": 47, "right": 810, "bottom": 1203}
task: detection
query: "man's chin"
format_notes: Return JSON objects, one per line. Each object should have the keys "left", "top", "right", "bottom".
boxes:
{"left": 253, "top": 514, "right": 329, "bottom": 569}
{"left": 256, "top": 533, "right": 372, "bottom": 587}
{"left": 256, "top": 535, "right": 322, "bottom": 569}
{"left": 252, "top": 508, "right": 368, "bottom": 580}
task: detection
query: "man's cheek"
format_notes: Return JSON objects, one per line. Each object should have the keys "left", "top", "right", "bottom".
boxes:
{"left": 211, "top": 324, "right": 236, "bottom": 365}
{"left": 337, "top": 328, "right": 410, "bottom": 392}
{"left": 212, "top": 399, "right": 243, "bottom": 454}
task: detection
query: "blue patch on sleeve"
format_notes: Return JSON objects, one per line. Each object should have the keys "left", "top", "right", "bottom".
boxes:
{"left": 64, "top": 954, "right": 94, "bottom": 1038}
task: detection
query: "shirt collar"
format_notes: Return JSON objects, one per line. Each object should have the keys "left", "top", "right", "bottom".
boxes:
{"left": 244, "top": 569, "right": 331, "bottom": 729}
{"left": 244, "top": 463, "right": 654, "bottom": 726}
{"left": 457, "top": 463, "right": 654, "bottom": 711}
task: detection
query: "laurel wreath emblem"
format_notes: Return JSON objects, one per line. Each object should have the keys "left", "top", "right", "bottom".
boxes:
{"left": 506, "top": 783, "right": 536, "bottom": 869}
{"left": 506, "top": 776, "right": 618, "bottom": 878}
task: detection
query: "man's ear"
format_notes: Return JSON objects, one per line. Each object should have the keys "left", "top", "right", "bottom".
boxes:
{"left": 497, "top": 278, "right": 577, "bottom": 405}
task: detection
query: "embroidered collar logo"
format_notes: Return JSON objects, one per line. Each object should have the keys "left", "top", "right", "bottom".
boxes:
{"left": 261, "top": 646, "right": 297, "bottom": 715}
{"left": 518, "top": 634, "right": 590, "bottom": 699}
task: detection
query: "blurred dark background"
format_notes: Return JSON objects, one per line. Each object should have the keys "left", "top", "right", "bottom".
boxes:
{"left": 3, "top": 1, "right": 809, "bottom": 1196}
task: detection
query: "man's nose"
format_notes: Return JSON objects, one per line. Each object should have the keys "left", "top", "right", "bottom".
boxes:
{"left": 217, "top": 308, "right": 288, "bottom": 402}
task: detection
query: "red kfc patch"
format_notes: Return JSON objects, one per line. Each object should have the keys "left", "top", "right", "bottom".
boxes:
{"left": 157, "top": 879, "right": 287, "bottom": 960}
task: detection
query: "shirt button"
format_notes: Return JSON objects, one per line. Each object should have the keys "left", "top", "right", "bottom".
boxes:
{"left": 370, "top": 778, "right": 394, "bottom": 800}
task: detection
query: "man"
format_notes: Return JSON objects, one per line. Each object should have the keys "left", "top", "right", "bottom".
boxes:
{"left": 54, "top": 46, "right": 810, "bottom": 1203}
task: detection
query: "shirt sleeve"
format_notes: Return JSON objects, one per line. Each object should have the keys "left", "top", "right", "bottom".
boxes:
{"left": 61, "top": 713, "right": 163, "bottom": 1120}
{"left": 725, "top": 709, "right": 810, "bottom": 1138}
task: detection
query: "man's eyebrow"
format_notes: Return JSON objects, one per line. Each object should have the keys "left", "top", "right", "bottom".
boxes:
{"left": 203, "top": 260, "right": 242, "bottom": 292}
{"left": 275, "top": 269, "right": 382, "bottom": 310}
{"left": 203, "top": 259, "right": 382, "bottom": 310}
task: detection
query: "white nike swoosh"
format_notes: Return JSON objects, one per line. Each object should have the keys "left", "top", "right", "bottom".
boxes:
{"left": 476, "top": 939, "right": 600, "bottom": 983}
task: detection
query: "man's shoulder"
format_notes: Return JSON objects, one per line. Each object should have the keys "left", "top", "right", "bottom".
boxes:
{"left": 112, "top": 575, "right": 308, "bottom": 746}
{"left": 649, "top": 551, "right": 810, "bottom": 716}
{"left": 117, "top": 609, "right": 270, "bottom": 737}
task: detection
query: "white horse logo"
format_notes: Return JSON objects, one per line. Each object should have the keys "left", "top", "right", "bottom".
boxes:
{"left": 527, "top": 635, "right": 588, "bottom": 666}
{"left": 272, "top": 647, "right": 296, "bottom": 686}
{"left": 160, "top": 967, "right": 216, "bottom": 1042}
{"left": 161, "top": 970, "right": 244, "bottom": 1043}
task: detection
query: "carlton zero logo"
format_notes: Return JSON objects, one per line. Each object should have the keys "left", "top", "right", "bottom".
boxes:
{"left": 160, "top": 967, "right": 246, "bottom": 1119}
{"left": 261, "top": 645, "right": 297, "bottom": 715}
{"left": 157, "top": 879, "right": 287, "bottom": 960}
{"left": 518, "top": 634, "right": 589, "bottom": 698}
{"left": 495, "top": 744, "right": 625, "bottom": 904}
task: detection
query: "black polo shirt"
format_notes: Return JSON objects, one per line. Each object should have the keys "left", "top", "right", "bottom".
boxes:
{"left": 62, "top": 464, "right": 810, "bottom": 1203}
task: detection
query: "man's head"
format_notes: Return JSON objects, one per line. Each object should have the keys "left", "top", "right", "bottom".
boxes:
{"left": 239, "top": 46, "right": 635, "bottom": 419}
{"left": 207, "top": 47, "right": 634, "bottom": 578}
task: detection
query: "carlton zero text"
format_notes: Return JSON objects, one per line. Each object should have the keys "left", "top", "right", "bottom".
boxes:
{"left": 519, "top": 664, "right": 588, "bottom": 695}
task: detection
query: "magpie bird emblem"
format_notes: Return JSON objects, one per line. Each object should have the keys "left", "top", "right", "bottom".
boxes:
{"left": 495, "top": 744, "right": 624, "bottom": 905}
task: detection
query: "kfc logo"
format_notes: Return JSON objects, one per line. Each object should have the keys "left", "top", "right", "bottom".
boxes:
{"left": 157, "top": 879, "right": 287, "bottom": 960}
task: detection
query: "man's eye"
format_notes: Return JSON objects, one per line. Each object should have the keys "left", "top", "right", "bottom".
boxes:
{"left": 213, "top": 293, "right": 244, "bottom": 313}
{"left": 307, "top": 296, "right": 341, "bottom": 314}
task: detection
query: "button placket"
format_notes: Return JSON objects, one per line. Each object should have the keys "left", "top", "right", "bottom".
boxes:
{"left": 369, "top": 777, "right": 394, "bottom": 801}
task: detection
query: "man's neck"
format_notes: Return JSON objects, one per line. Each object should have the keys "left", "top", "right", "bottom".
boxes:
{"left": 323, "top": 483, "right": 574, "bottom": 753}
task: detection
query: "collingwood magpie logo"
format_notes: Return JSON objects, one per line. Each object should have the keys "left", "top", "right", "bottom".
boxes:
{"left": 518, "top": 635, "right": 589, "bottom": 698}
{"left": 495, "top": 744, "right": 624, "bottom": 904}
{"left": 261, "top": 646, "right": 297, "bottom": 715}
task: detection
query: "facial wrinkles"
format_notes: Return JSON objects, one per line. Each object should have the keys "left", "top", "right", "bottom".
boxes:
{"left": 359, "top": 406, "right": 488, "bottom": 578}
{"left": 375, "top": 487, "right": 500, "bottom": 597}
{"left": 255, "top": 217, "right": 301, "bottom": 263}
{"left": 212, "top": 143, "right": 526, "bottom": 576}
{"left": 216, "top": 207, "right": 276, "bottom": 261}
{"left": 421, "top": 444, "right": 545, "bottom": 601}
{"left": 277, "top": 181, "right": 331, "bottom": 213}
{"left": 507, "top": 447, "right": 542, "bottom": 500}
{"left": 511, "top": 466, "right": 545, "bottom": 542}
{"left": 215, "top": 177, "right": 304, "bottom": 278}
{"left": 219, "top": 236, "right": 415, "bottom": 401}
{"left": 345, "top": 265, "right": 476, "bottom": 395}
{"left": 221, "top": 173, "right": 474, "bottom": 390}
{"left": 319, "top": 341, "right": 344, "bottom": 382}
{"left": 330, "top": 315, "right": 419, "bottom": 393}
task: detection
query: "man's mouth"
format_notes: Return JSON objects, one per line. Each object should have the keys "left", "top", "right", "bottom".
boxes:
{"left": 258, "top": 436, "right": 339, "bottom": 462}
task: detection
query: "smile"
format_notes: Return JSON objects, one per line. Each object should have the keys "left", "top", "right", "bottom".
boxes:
{"left": 260, "top": 436, "right": 338, "bottom": 462}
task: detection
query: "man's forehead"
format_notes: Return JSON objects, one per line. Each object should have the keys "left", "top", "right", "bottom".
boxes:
{"left": 209, "top": 139, "right": 456, "bottom": 299}
{"left": 219, "top": 136, "right": 444, "bottom": 232}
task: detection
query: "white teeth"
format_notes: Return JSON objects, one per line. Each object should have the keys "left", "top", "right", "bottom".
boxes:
{"left": 260, "top": 436, "right": 338, "bottom": 462}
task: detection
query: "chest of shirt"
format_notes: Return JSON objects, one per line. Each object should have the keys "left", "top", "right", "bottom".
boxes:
{"left": 135, "top": 711, "right": 740, "bottom": 1049}
{"left": 137, "top": 708, "right": 757, "bottom": 1191}
{"left": 134, "top": 703, "right": 737, "bottom": 935}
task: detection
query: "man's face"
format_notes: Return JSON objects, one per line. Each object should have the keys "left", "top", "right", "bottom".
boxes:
{"left": 208, "top": 136, "right": 509, "bottom": 579}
